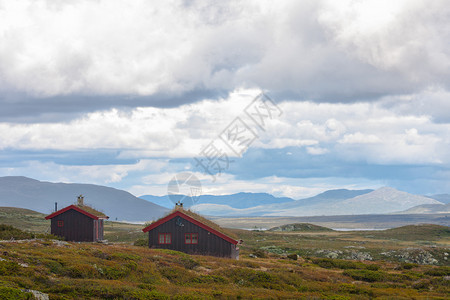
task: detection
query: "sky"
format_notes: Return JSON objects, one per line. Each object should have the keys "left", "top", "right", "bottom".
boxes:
{"left": 1, "top": 0, "right": 450, "bottom": 200}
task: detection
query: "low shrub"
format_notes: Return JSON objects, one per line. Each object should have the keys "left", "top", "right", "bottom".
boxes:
{"left": 133, "top": 239, "right": 148, "bottom": 247}
{"left": 313, "top": 258, "right": 379, "bottom": 271}
{"left": 0, "top": 224, "right": 57, "bottom": 240}
{"left": 343, "top": 270, "right": 385, "bottom": 282}
{"left": 0, "top": 261, "right": 20, "bottom": 276}
{"left": 338, "top": 283, "right": 374, "bottom": 296}
{"left": 424, "top": 266, "right": 450, "bottom": 276}
{"left": 217, "top": 268, "right": 283, "bottom": 290}
{"left": 412, "top": 279, "right": 431, "bottom": 290}
{"left": 66, "top": 263, "right": 98, "bottom": 279}
{"left": 179, "top": 257, "right": 199, "bottom": 270}
{"left": 158, "top": 266, "right": 195, "bottom": 285}
{"left": 111, "top": 253, "right": 141, "bottom": 262}
{"left": 251, "top": 249, "right": 267, "bottom": 258}
{"left": 287, "top": 253, "right": 298, "bottom": 260}
{"left": 0, "top": 286, "right": 33, "bottom": 300}
{"left": 400, "top": 263, "right": 417, "bottom": 270}
{"left": 190, "top": 275, "right": 227, "bottom": 284}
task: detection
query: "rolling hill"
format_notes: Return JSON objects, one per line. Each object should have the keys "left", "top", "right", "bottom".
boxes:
{"left": 0, "top": 176, "right": 168, "bottom": 222}
{"left": 399, "top": 203, "right": 450, "bottom": 214}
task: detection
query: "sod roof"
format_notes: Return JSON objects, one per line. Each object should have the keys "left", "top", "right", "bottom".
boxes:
{"left": 143, "top": 208, "right": 238, "bottom": 241}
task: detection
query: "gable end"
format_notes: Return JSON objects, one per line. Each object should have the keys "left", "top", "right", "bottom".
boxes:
{"left": 142, "top": 211, "right": 237, "bottom": 245}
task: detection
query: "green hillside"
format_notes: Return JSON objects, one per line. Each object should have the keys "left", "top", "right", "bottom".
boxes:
{"left": 0, "top": 239, "right": 448, "bottom": 299}
{"left": 0, "top": 207, "right": 448, "bottom": 298}
{"left": 376, "top": 224, "right": 450, "bottom": 241}
{"left": 268, "top": 223, "right": 333, "bottom": 232}
{"left": 0, "top": 207, "right": 49, "bottom": 233}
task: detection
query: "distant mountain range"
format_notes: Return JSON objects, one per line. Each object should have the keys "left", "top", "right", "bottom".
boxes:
{"left": 188, "top": 187, "right": 443, "bottom": 217}
{"left": 0, "top": 176, "right": 447, "bottom": 221}
{"left": 0, "top": 176, "right": 168, "bottom": 222}
{"left": 139, "top": 192, "right": 295, "bottom": 209}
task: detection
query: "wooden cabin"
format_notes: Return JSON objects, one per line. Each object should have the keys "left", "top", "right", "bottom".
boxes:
{"left": 45, "top": 195, "right": 109, "bottom": 242}
{"left": 142, "top": 206, "right": 239, "bottom": 259}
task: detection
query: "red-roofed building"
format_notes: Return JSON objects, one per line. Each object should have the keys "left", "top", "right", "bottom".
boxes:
{"left": 142, "top": 207, "right": 239, "bottom": 259}
{"left": 45, "top": 195, "right": 109, "bottom": 242}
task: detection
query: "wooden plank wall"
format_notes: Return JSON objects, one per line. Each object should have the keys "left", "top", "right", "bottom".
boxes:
{"left": 51, "top": 209, "right": 94, "bottom": 242}
{"left": 148, "top": 215, "right": 235, "bottom": 258}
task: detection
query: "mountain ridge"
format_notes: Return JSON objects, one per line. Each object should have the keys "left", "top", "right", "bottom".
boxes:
{"left": 0, "top": 176, "right": 168, "bottom": 222}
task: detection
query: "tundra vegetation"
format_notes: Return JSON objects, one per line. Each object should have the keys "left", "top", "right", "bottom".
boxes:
{"left": 0, "top": 207, "right": 448, "bottom": 299}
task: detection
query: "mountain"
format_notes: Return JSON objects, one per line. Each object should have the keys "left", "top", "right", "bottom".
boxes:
{"left": 286, "top": 189, "right": 373, "bottom": 206}
{"left": 426, "top": 194, "right": 450, "bottom": 204}
{"left": 330, "top": 187, "right": 443, "bottom": 215}
{"left": 190, "top": 189, "right": 374, "bottom": 216}
{"left": 191, "top": 187, "right": 443, "bottom": 217}
{"left": 140, "top": 192, "right": 294, "bottom": 209}
{"left": 399, "top": 203, "right": 450, "bottom": 214}
{"left": 139, "top": 195, "right": 174, "bottom": 209}
{"left": 0, "top": 176, "right": 168, "bottom": 222}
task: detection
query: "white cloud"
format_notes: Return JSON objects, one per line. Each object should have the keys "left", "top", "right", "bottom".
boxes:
{"left": 339, "top": 132, "right": 381, "bottom": 144}
{"left": 1, "top": 88, "right": 450, "bottom": 167}
{"left": 0, "top": 0, "right": 448, "bottom": 107}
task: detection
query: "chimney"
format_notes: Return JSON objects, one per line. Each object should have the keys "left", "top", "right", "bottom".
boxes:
{"left": 77, "top": 195, "right": 84, "bottom": 206}
{"left": 55, "top": 202, "right": 58, "bottom": 212}
{"left": 175, "top": 201, "right": 183, "bottom": 210}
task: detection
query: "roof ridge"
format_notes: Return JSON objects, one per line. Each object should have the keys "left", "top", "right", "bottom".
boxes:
{"left": 142, "top": 209, "right": 238, "bottom": 244}
{"left": 45, "top": 204, "right": 109, "bottom": 220}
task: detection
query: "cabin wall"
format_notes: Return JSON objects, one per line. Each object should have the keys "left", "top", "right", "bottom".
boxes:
{"left": 148, "top": 215, "right": 234, "bottom": 258}
{"left": 50, "top": 209, "right": 95, "bottom": 242}
{"left": 95, "top": 219, "right": 104, "bottom": 241}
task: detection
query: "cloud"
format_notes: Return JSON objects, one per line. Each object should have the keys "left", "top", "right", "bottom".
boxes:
{"left": 0, "top": 0, "right": 449, "bottom": 119}
{"left": 1, "top": 89, "right": 449, "bottom": 168}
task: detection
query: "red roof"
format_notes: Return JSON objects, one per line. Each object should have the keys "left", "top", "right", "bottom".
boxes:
{"left": 45, "top": 205, "right": 109, "bottom": 220}
{"left": 142, "top": 210, "right": 238, "bottom": 245}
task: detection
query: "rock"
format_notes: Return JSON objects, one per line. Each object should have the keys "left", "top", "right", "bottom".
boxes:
{"left": 316, "top": 249, "right": 342, "bottom": 259}
{"left": 347, "top": 251, "right": 373, "bottom": 261}
{"left": 52, "top": 240, "right": 69, "bottom": 247}
{"left": 22, "top": 289, "right": 49, "bottom": 300}
{"left": 396, "top": 249, "right": 438, "bottom": 265}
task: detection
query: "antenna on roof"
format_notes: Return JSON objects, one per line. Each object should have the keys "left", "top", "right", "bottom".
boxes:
{"left": 77, "top": 195, "right": 84, "bottom": 206}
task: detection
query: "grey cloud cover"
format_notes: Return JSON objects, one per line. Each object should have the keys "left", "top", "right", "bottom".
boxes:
{"left": 0, "top": 0, "right": 449, "bottom": 119}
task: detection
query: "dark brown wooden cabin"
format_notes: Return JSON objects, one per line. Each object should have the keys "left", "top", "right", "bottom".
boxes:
{"left": 45, "top": 196, "right": 108, "bottom": 242}
{"left": 142, "top": 209, "right": 239, "bottom": 259}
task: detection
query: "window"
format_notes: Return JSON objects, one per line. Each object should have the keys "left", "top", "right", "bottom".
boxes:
{"left": 57, "top": 220, "right": 64, "bottom": 227}
{"left": 185, "top": 233, "right": 198, "bottom": 244}
{"left": 158, "top": 233, "right": 171, "bottom": 244}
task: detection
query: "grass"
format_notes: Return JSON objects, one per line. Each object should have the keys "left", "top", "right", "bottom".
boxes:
{"left": 0, "top": 224, "right": 57, "bottom": 240}
{"left": 0, "top": 239, "right": 448, "bottom": 299}
{"left": 0, "top": 207, "right": 448, "bottom": 298}
{"left": 0, "top": 207, "right": 49, "bottom": 233}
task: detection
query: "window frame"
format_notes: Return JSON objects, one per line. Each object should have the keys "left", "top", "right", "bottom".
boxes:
{"left": 185, "top": 233, "right": 198, "bottom": 245}
{"left": 158, "top": 233, "right": 172, "bottom": 244}
{"left": 57, "top": 220, "right": 64, "bottom": 227}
